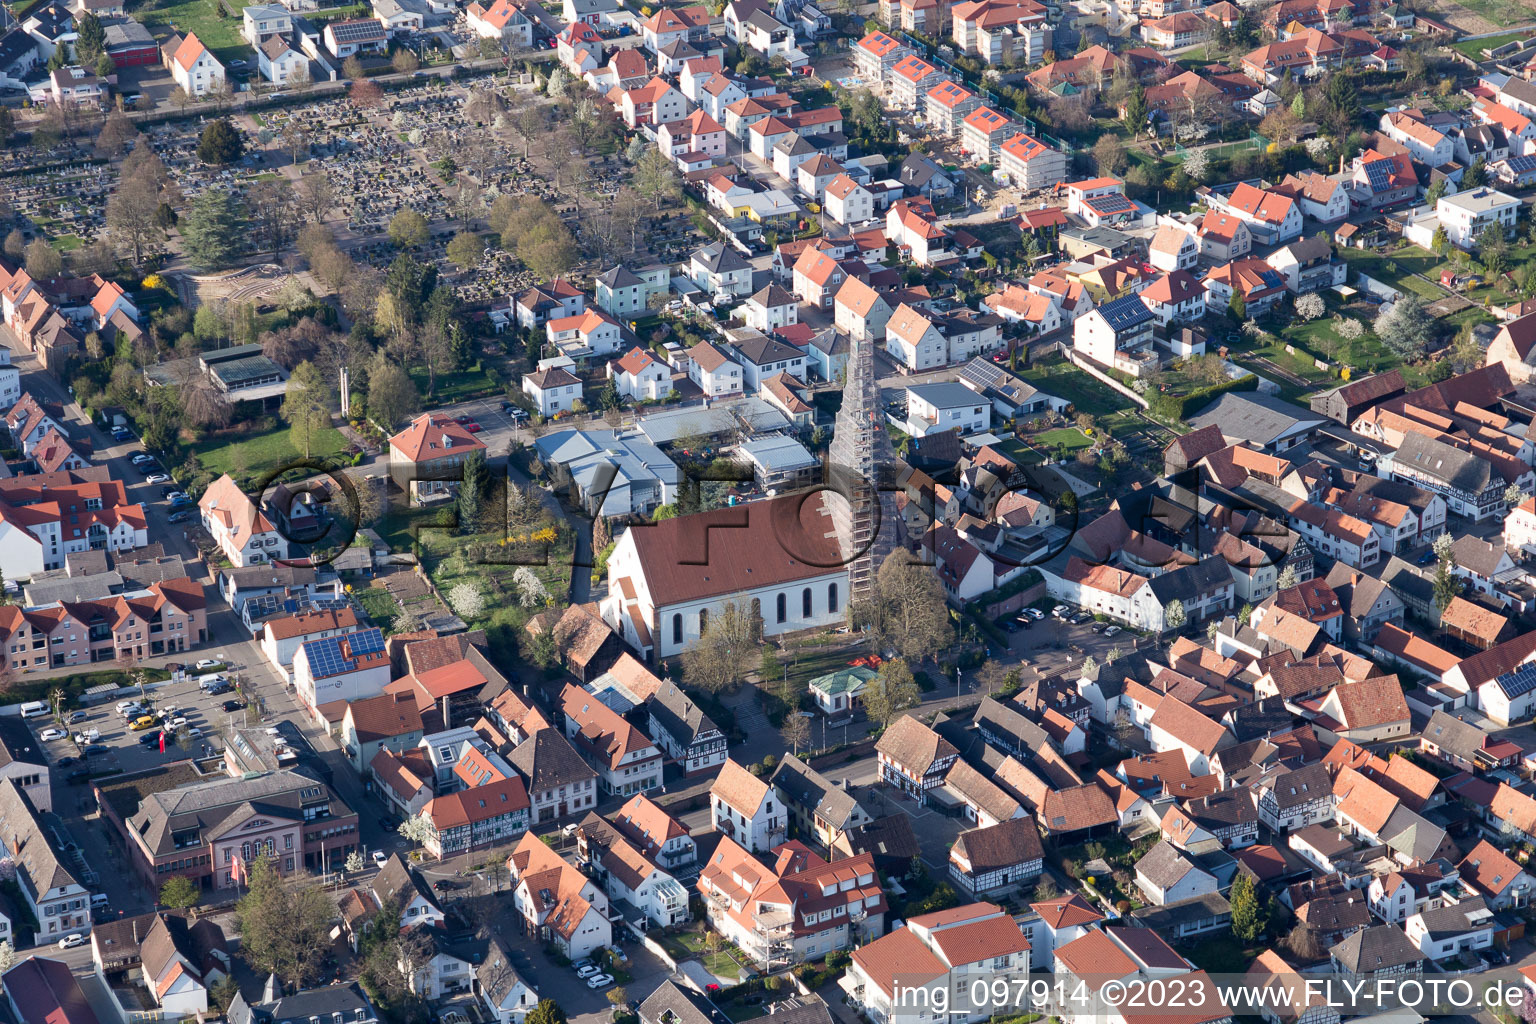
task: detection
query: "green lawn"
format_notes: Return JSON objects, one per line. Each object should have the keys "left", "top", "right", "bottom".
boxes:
{"left": 1446, "top": 0, "right": 1531, "bottom": 28}
{"left": 192, "top": 424, "right": 350, "bottom": 480}
{"left": 354, "top": 586, "right": 400, "bottom": 628}
{"left": 409, "top": 360, "right": 504, "bottom": 405}
{"left": 1016, "top": 359, "right": 1141, "bottom": 432}
{"left": 133, "top": 0, "right": 258, "bottom": 64}
{"left": 1451, "top": 29, "right": 1535, "bottom": 58}
{"left": 1339, "top": 246, "right": 1450, "bottom": 302}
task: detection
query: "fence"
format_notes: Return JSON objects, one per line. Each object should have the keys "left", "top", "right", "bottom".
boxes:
{"left": 1063, "top": 350, "right": 1150, "bottom": 409}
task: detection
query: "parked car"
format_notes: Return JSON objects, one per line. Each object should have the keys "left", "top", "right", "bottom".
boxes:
{"left": 463, "top": 421, "right": 484, "bottom": 433}
{"left": 373, "top": 850, "right": 388, "bottom": 866}
{"left": 195, "top": 659, "right": 222, "bottom": 671}
{"left": 130, "top": 715, "right": 157, "bottom": 730}
{"left": 168, "top": 510, "right": 194, "bottom": 523}
{"left": 58, "top": 934, "right": 85, "bottom": 949}
{"left": 55, "top": 755, "right": 77, "bottom": 767}
{"left": 1104, "top": 625, "right": 1121, "bottom": 637}
{"left": 39, "top": 728, "right": 63, "bottom": 741}
{"left": 145, "top": 473, "right": 170, "bottom": 484}
{"left": 587, "top": 975, "right": 614, "bottom": 989}
{"left": 69, "top": 710, "right": 87, "bottom": 722}
{"left": 139, "top": 731, "right": 163, "bottom": 747}
{"left": 576, "top": 965, "right": 600, "bottom": 978}
{"left": 66, "top": 768, "right": 90, "bottom": 783}
{"left": 222, "top": 699, "right": 245, "bottom": 713}
{"left": 1051, "top": 605, "right": 1068, "bottom": 618}
{"left": 130, "top": 453, "right": 153, "bottom": 465}
{"left": 82, "top": 743, "right": 109, "bottom": 756}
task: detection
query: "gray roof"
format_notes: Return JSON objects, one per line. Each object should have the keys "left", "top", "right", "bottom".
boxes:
{"left": 1136, "top": 839, "right": 1201, "bottom": 890}
{"left": 1450, "top": 534, "right": 1509, "bottom": 578}
{"left": 508, "top": 729, "right": 596, "bottom": 794}
{"left": 1410, "top": 894, "right": 1492, "bottom": 939}
{"left": 637, "top": 397, "right": 790, "bottom": 444}
{"left": 640, "top": 980, "right": 714, "bottom": 1024}
{"left": 648, "top": 680, "right": 721, "bottom": 746}
{"left": 0, "top": 717, "right": 49, "bottom": 769}
{"left": 1187, "top": 392, "right": 1324, "bottom": 447}
{"left": 898, "top": 153, "right": 950, "bottom": 189}
{"left": 476, "top": 936, "right": 534, "bottom": 1007}
{"left": 24, "top": 571, "right": 126, "bottom": 605}
{"left": 0, "top": 777, "right": 79, "bottom": 895}
{"left": 598, "top": 265, "right": 643, "bottom": 289}
{"left": 131, "top": 767, "right": 335, "bottom": 858}
{"left": 1331, "top": 924, "right": 1428, "bottom": 973}
{"left": 739, "top": 433, "right": 817, "bottom": 473}
{"left": 808, "top": 327, "right": 849, "bottom": 357}
{"left": 771, "top": 756, "right": 865, "bottom": 831}
{"left": 371, "top": 852, "right": 439, "bottom": 915}
{"left": 727, "top": 330, "right": 802, "bottom": 367}
{"left": 908, "top": 381, "right": 984, "bottom": 411}
{"left": 972, "top": 696, "right": 1052, "bottom": 757}
{"left": 1128, "top": 891, "right": 1231, "bottom": 931}
{"left": 533, "top": 429, "right": 680, "bottom": 517}
{"left": 1390, "top": 432, "right": 1493, "bottom": 493}
{"left": 1259, "top": 762, "right": 1330, "bottom": 810}
{"left": 692, "top": 241, "right": 750, "bottom": 275}
{"left": 1145, "top": 555, "right": 1232, "bottom": 606}
{"left": 1423, "top": 709, "right": 1488, "bottom": 762}
{"left": 229, "top": 983, "right": 376, "bottom": 1024}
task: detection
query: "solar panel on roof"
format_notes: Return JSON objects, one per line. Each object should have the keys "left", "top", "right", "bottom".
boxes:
{"left": 1086, "top": 193, "right": 1136, "bottom": 214}
{"left": 1364, "top": 160, "right": 1393, "bottom": 192}
{"left": 963, "top": 359, "right": 1004, "bottom": 389}
{"left": 1498, "top": 664, "right": 1536, "bottom": 699}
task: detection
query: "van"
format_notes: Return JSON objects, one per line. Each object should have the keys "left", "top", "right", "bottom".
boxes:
{"left": 19, "top": 701, "right": 48, "bottom": 719}
{"left": 130, "top": 715, "right": 157, "bottom": 731}
{"left": 90, "top": 893, "right": 110, "bottom": 909}
{"left": 197, "top": 674, "right": 226, "bottom": 692}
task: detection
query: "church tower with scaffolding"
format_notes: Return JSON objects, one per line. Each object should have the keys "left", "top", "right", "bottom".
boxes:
{"left": 828, "top": 335, "right": 903, "bottom": 597}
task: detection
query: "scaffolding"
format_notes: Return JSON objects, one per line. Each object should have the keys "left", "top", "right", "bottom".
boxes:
{"left": 827, "top": 336, "right": 903, "bottom": 598}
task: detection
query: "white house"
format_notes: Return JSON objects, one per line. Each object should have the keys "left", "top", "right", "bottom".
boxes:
{"left": 546, "top": 310, "right": 623, "bottom": 359}
{"left": 258, "top": 35, "right": 307, "bottom": 84}
{"left": 522, "top": 366, "right": 583, "bottom": 417}
{"left": 686, "top": 341, "right": 743, "bottom": 397}
{"left": 609, "top": 347, "right": 672, "bottom": 401}
{"left": 710, "top": 758, "right": 785, "bottom": 852}
{"left": 242, "top": 3, "right": 293, "bottom": 45}
{"left": 689, "top": 242, "right": 754, "bottom": 299}
{"left": 824, "top": 174, "right": 875, "bottom": 226}
{"left": 1435, "top": 188, "right": 1520, "bottom": 249}
{"left": 199, "top": 473, "right": 290, "bottom": 568}
{"left": 1072, "top": 293, "right": 1157, "bottom": 376}
{"left": 595, "top": 265, "right": 670, "bottom": 318}
{"left": 291, "top": 627, "right": 391, "bottom": 715}
{"left": 903, "top": 382, "right": 990, "bottom": 438}
{"left": 169, "top": 32, "right": 224, "bottom": 97}
{"left": 465, "top": 0, "right": 532, "bottom": 46}
{"left": 1404, "top": 897, "right": 1495, "bottom": 961}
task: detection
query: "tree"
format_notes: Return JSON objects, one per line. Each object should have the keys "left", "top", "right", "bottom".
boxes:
{"left": 75, "top": 11, "right": 105, "bottom": 60}
{"left": 1164, "top": 598, "right": 1186, "bottom": 632}
{"left": 1509, "top": 484, "right": 1526, "bottom": 509}
{"left": 447, "top": 230, "right": 485, "bottom": 270}
{"left": 1466, "top": 156, "right": 1487, "bottom": 188}
{"left": 607, "top": 987, "right": 629, "bottom": 1015}
{"left": 180, "top": 188, "right": 247, "bottom": 270}
{"left": 1433, "top": 533, "right": 1463, "bottom": 613}
{"left": 1123, "top": 85, "right": 1148, "bottom": 133}
{"left": 391, "top": 48, "right": 420, "bottom": 73}
{"left": 399, "top": 814, "right": 435, "bottom": 851}
{"left": 1374, "top": 294, "right": 1435, "bottom": 358}
{"left": 1282, "top": 922, "right": 1325, "bottom": 962}
{"left": 1478, "top": 224, "right": 1510, "bottom": 277}
{"left": 1091, "top": 134, "right": 1126, "bottom": 176}
{"left": 1227, "top": 289, "right": 1246, "bottom": 323}
{"left": 388, "top": 209, "right": 430, "bottom": 249}
{"left": 512, "top": 567, "right": 548, "bottom": 608}
{"left": 1431, "top": 224, "right": 1451, "bottom": 256}
{"left": 0, "top": 940, "right": 13, "bottom": 975}
{"left": 96, "top": 110, "right": 136, "bottom": 157}
{"left": 634, "top": 146, "right": 681, "bottom": 210}
{"left": 235, "top": 854, "right": 334, "bottom": 988}
{"left": 1425, "top": 179, "right": 1448, "bottom": 207}
{"left": 282, "top": 361, "right": 330, "bottom": 458}
{"left": 160, "top": 875, "right": 201, "bottom": 909}
{"left": 24, "top": 239, "right": 61, "bottom": 279}
{"left": 526, "top": 1000, "right": 568, "bottom": 1024}
{"left": 107, "top": 171, "right": 161, "bottom": 268}
{"left": 1230, "top": 872, "right": 1263, "bottom": 941}
{"left": 1295, "top": 293, "right": 1325, "bottom": 320}
{"left": 863, "top": 657, "right": 920, "bottom": 728}
{"left": 197, "top": 118, "right": 244, "bottom": 165}
{"left": 458, "top": 449, "right": 490, "bottom": 532}
{"left": 350, "top": 79, "right": 384, "bottom": 109}
{"left": 519, "top": 219, "right": 578, "bottom": 282}
{"left": 3, "top": 230, "right": 22, "bottom": 260}
{"left": 249, "top": 178, "right": 298, "bottom": 261}
{"left": 296, "top": 172, "right": 337, "bottom": 224}
{"left": 343, "top": 55, "right": 366, "bottom": 79}
{"left": 366, "top": 352, "right": 419, "bottom": 429}
{"left": 681, "top": 599, "right": 757, "bottom": 692}
{"left": 345, "top": 850, "right": 365, "bottom": 874}
{"left": 783, "top": 712, "right": 810, "bottom": 754}
{"left": 858, "top": 553, "right": 951, "bottom": 664}
{"left": 448, "top": 582, "right": 486, "bottom": 619}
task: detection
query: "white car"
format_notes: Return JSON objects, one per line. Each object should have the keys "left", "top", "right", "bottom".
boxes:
{"left": 576, "top": 965, "right": 600, "bottom": 978}
{"left": 195, "top": 659, "right": 221, "bottom": 671}
{"left": 58, "top": 933, "right": 85, "bottom": 949}
{"left": 164, "top": 491, "right": 190, "bottom": 503}
{"left": 116, "top": 700, "right": 139, "bottom": 712}
{"left": 586, "top": 975, "right": 614, "bottom": 990}
{"left": 1103, "top": 625, "right": 1121, "bottom": 637}
{"left": 168, "top": 716, "right": 188, "bottom": 729}
{"left": 39, "top": 728, "right": 63, "bottom": 741}
{"left": 145, "top": 473, "right": 170, "bottom": 484}
{"left": 373, "top": 850, "right": 388, "bottom": 866}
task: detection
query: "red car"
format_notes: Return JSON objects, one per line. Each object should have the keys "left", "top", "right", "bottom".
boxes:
{"left": 464, "top": 421, "right": 484, "bottom": 433}
{"left": 453, "top": 415, "right": 473, "bottom": 424}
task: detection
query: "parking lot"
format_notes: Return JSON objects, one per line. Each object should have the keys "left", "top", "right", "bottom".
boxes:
{"left": 1004, "top": 608, "right": 1154, "bottom": 682}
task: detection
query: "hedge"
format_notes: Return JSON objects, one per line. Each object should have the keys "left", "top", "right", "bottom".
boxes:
{"left": 1150, "top": 373, "right": 1259, "bottom": 422}
{"left": 1, "top": 666, "right": 174, "bottom": 706}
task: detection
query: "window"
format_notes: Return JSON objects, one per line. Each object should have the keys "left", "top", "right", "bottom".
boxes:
{"left": 802, "top": 588, "right": 812, "bottom": 617}
{"left": 699, "top": 608, "right": 708, "bottom": 633}
{"left": 776, "top": 593, "right": 787, "bottom": 623}
{"left": 672, "top": 613, "right": 682, "bottom": 644}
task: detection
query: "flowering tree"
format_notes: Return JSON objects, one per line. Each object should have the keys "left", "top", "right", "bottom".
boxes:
{"left": 512, "top": 567, "right": 548, "bottom": 608}
{"left": 448, "top": 582, "right": 486, "bottom": 619}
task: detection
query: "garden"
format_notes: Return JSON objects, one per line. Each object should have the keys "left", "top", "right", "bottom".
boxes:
{"left": 134, "top": 0, "right": 260, "bottom": 64}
